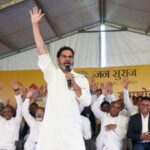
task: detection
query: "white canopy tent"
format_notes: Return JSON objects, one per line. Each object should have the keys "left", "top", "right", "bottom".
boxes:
{"left": 0, "top": 0, "right": 150, "bottom": 70}
{"left": 0, "top": 25, "right": 150, "bottom": 70}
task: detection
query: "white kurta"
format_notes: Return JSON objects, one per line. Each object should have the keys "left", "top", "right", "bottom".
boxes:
{"left": 36, "top": 54, "right": 91, "bottom": 150}
{"left": 123, "top": 89, "right": 138, "bottom": 115}
{"left": 81, "top": 116, "right": 91, "bottom": 140}
{"left": 91, "top": 93, "right": 116, "bottom": 108}
{"left": 0, "top": 95, "right": 22, "bottom": 150}
{"left": 92, "top": 95, "right": 128, "bottom": 150}
{"left": 22, "top": 98, "right": 42, "bottom": 150}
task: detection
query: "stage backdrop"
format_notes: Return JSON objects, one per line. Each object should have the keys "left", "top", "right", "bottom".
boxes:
{"left": 0, "top": 64, "right": 150, "bottom": 106}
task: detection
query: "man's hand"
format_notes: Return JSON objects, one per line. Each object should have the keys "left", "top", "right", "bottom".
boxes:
{"left": 10, "top": 81, "right": 23, "bottom": 95}
{"left": 121, "top": 77, "right": 129, "bottom": 89}
{"left": 101, "top": 84, "right": 108, "bottom": 96}
{"left": 5, "top": 99, "right": 10, "bottom": 105}
{"left": 65, "top": 72, "right": 74, "bottom": 81}
{"left": 147, "top": 132, "right": 150, "bottom": 140}
{"left": 140, "top": 132, "right": 150, "bottom": 140}
{"left": 105, "top": 81, "right": 113, "bottom": 94}
{"left": 65, "top": 73, "right": 82, "bottom": 97}
{"left": 30, "top": 6, "right": 45, "bottom": 24}
{"left": 38, "top": 84, "right": 47, "bottom": 97}
{"left": 26, "top": 88, "right": 35, "bottom": 98}
{"left": 105, "top": 124, "right": 117, "bottom": 131}
{"left": 26, "top": 88, "right": 38, "bottom": 104}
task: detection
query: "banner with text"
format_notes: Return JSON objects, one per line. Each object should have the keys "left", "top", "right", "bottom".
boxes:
{"left": 0, "top": 65, "right": 150, "bottom": 106}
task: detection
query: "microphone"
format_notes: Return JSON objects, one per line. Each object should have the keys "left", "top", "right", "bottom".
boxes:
{"left": 65, "top": 65, "right": 72, "bottom": 88}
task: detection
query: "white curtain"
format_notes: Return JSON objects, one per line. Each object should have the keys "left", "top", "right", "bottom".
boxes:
{"left": 0, "top": 26, "right": 100, "bottom": 70}
{"left": 49, "top": 29, "right": 100, "bottom": 68}
{"left": 0, "top": 25, "right": 150, "bottom": 71}
{"left": 105, "top": 26, "right": 150, "bottom": 66}
{"left": 0, "top": 49, "right": 38, "bottom": 70}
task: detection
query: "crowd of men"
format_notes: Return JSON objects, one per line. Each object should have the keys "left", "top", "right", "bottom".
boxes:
{"left": 0, "top": 77, "right": 150, "bottom": 150}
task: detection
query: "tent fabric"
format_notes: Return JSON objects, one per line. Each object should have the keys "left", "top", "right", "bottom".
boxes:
{"left": 0, "top": 26, "right": 100, "bottom": 70}
{"left": 1, "top": 0, "right": 150, "bottom": 59}
{"left": 105, "top": 26, "right": 150, "bottom": 67}
{"left": 0, "top": 25, "right": 150, "bottom": 71}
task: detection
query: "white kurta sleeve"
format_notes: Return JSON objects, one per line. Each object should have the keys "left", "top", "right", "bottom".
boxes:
{"left": 81, "top": 116, "right": 91, "bottom": 140}
{"left": 42, "top": 96, "right": 47, "bottom": 107}
{"left": 22, "top": 98, "right": 36, "bottom": 127}
{"left": 123, "top": 89, "right": 138, "bottom": 115}
{"left": 38, "top": 54, "right": 57, "bottom": 82}
{"left": 105, "top": 94, "right": 116, "bottom": 103}
{"left": 76, "top": 77, "right": 91, "bottom": 107}
{"left": 91, "top": 94, "right": 105, "bottom": 121}
{"left": 114, "top": 115, "right": 129, "bottom": 140}
{"left": 14, "top": 95, "right": 23, "bottom": 123}
{"left": 91, "top": 95, "right": 97, "bottom": 107}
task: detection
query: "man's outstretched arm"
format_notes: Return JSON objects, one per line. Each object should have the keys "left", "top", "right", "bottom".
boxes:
{"left": 30, "top": 6, "right": 46, "bottom": 55}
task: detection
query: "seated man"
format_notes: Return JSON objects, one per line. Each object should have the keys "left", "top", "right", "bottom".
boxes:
{"left": 22, "top": 89, "right": 45, "bottom": 150}
{"left": 127, "top": 97, "right": 150, "bottom": 150}
{"left": 0, "top": 83, "right": 23, "bottom": 150}
{"left": 92, "top": 86, "right": 128, "bottom": 150}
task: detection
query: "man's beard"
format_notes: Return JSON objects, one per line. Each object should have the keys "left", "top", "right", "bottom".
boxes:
{"left": 59, "top": 63, "right": 73, "bottom": 72}
{"left": 36, "top": 117, "right": 43, "bottom": 121}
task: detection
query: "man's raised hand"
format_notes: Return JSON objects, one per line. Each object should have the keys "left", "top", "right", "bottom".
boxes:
{"left": 10, "top": 81, "right": 23, "bottom": 95}
{"left": 121, "top": 77, "right": 129, "bottom": 89}
{"left": 30, "top": 6, "right": 45, "bottom": 24}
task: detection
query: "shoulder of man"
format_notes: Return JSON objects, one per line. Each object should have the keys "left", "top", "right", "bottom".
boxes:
{"left": 130, "top": 113, "right": 141, "bottom": 120}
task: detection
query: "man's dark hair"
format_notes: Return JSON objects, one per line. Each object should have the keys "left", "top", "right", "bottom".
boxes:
{"left": 110, "top": 101, "right": 122, "bottom": 107}
{"left": 137, "top": 96, "right": 143, "bottom": 101}
{"left": 96, "top": 88, "right": 102, "bottom": 92}
{"left": 57, "top": 46, "right": 75, "bottom": 58}
{"left": 101, "top": 101, "right": 110, "bottom": 108}
{"left": 2, "top": 104, "right": 14, "bottom": 112}
{"left": 1, "top": 104, "right": 14, "bottom": 116}
{"left": 141, "top": 96, "right": 150, "bottom": 101}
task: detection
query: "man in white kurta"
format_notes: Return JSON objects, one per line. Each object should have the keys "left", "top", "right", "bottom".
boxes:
{"left": 81, "top": 115, "right": 92, "bottom": 140}
{"left": 22, "top": 90, "right": 44, "bottom": 150}
{"left": 122, "top": 78, "right": 138, "bottom": 115}
{"left": 92, "top": 94, "right": 128, "bottom": 150}
{"left": 37, "top": 53, "right": 91, "bottom": 150}
{"left": 0, "top": 94, "right": 22, "bottom": 150}
{"left": 29, "top": 7, "right": 91, "bottom": 150}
